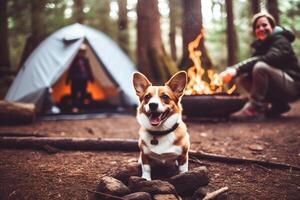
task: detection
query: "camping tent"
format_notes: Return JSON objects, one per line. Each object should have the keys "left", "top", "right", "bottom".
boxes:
{"left": 5, "top": 23, "right": 138, "bottom": 113}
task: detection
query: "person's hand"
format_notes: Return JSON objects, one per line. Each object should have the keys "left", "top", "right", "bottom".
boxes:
{"left": 219, "top": 68, "right": 237, "bottom": 83}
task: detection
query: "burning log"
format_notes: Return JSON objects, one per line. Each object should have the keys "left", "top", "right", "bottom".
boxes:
{"left": 182, "top": 40, "right": 247, "bottom": 119}
{"left": 179, "top": 29, "right": 247, "bottom": 118}
{"left": 184, "top": 30, "right": 236, "bottom": 96}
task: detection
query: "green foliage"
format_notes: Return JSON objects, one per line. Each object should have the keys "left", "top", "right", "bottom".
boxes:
{"left": 7, "top": 0, "right": 31, "bottom": 70}
{"left": 279, "top": 0, "right": 300, "bottom": 57}
{"left": 204, "top": 0, "right": 227, "bottom": 71}
{"left": 233, "top": 0, "right": 252, "bottom": 62}
{"left": 84, "top": 0, "right": 118, "bottom": 40}
{"left": 45, "top": 0, "right": 73, "bottom": 33}
{"left": 7, "top": 0, "right": 120, "bottom": 70}
{"left": 6, "top": 0, "right": 300, "bottom": 72}
{"left": 205, "top": 0, "right": 300, "bottom": 71}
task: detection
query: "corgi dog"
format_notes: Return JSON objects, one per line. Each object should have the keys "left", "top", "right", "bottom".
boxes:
{"left": 132, "top": 71, "right": 190, "bottom": 180}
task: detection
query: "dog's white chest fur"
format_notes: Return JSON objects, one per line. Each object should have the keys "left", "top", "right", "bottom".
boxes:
{"left": 139, "top": 130, "right": 183, "bottom": 156}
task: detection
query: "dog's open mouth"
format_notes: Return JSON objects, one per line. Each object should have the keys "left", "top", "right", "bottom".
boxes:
{"left": 148, "top": 110, "right": 169, "bottom": 126}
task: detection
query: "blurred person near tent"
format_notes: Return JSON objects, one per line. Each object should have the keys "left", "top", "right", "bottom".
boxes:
{"left": 66, "top": 44, "right": 94, "bottom": 113}
{"left": 219, "top": 12, "right": 300, "bottom": 120}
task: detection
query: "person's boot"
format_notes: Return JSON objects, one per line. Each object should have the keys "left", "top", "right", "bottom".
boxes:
{"left": 72, "top": 107, "right": 79, "bottom": 113}
{"left": 231, "top": 101, "right": 266, "bottom": 121}
{"left": 266, "top": 103, "right": 291, "bottom": 118}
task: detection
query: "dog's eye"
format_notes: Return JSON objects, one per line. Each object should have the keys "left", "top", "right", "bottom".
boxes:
{"left": 144, "top": 94, "right": 151, "bottom": 101}
{"left": 161, "top": 94, "right": 170, "bottom": 101}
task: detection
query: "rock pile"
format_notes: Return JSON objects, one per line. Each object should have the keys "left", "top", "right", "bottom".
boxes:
{"left": 93, "top": 163, "right": 227, "bottom": 200}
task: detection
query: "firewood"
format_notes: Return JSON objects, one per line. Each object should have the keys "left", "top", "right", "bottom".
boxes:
{"left": 0, "top": 131, "right": 47, "bottom": 137}
{"left": 202, "top": 186, "right": 229, "bottom": 200}
{"left": 42, "top": 144, "right": 60, "bottom": 154}
{"left": 189, "top": 150, "right": 300, "bottom": 171}
{"left": 0, "top": 137, "right": 139, "bottom": 151}
{"left": 87, "top": 189, "right": 125, "bottom": 200}
{"left": 0, "top": 137, "right": 299, "bottom": 171}
{"left": 0, "top": 101, "right": 36, "bottom": 124}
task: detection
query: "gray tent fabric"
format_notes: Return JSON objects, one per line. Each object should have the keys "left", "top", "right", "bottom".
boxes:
{"left": 5, "top": 23, "right": 138, "bottom": 112}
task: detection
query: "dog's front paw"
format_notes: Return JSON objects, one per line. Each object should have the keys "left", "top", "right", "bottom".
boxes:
{"left": 141, "top": 173, "right": 151, "bottom": 181}
{"left": 141, "top": 164, "right": 151, "bottom": 180}
{"left": 179, "top": 162, "right": 188, "bottom": 173}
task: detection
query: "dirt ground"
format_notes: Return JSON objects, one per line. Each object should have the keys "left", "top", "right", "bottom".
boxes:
{"left": 1, "top": 101, "right": 300, "bottom": 200}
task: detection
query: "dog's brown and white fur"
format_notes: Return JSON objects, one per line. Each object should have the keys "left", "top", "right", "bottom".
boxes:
{"left": 133, "top": 71, "right": 190, "bottom": 180}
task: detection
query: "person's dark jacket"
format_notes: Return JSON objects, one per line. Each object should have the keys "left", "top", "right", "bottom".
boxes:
{"left": 231, "top": 27, "right": 300, "bottom": 88}
{"left": 66, "top": 56, "right": 94, "bottom": 85}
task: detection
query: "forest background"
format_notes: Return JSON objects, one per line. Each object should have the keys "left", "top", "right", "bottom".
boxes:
{"left": 0, "top": 0, "right": 300, "bottom": 97}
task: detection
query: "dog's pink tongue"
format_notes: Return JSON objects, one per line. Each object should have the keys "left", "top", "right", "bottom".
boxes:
{"left": 150, "top": 115, "right": 161, "bottom": 126}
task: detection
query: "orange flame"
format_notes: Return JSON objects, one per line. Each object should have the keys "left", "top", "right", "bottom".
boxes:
{"left": 184, "top": 29, "right": 236, "bottom": 95}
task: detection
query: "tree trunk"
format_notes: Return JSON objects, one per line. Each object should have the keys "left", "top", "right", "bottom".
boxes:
{"left": 137, "top": 0, "right": 177, "bottom": 84}
{"left": 225, "top": 0, "right": 238, "bottom": 66}
{"left": 118, "top": 0, "right": 129, "bottom": 54}
{"left": 251, "top": 0, "right": 260, "bottom": 15}
{"left": 118, "top": 0, "right": 128, "bottom": 30}
{"left": 0, "top": 0, "right": 11, "bottom": 70}
{"left": 19, "top": 37, "right": 33, "bottom": 69}
{"left": 19, "top": 0, "right": 46, "bottom": 68}
{"left": 98, "top": 0, "right": 112, "bottom": 35}
{"left": 180, "top": 0, "right": 213, "bottom": 70}
{"left": 74, "top": 0, "right": 84, "bottom": 23}
{"left": 31, "top": 0, "right": 46, "bottom": 48}
{"left": 169, "top": 0, "right": 177, "bottom": 61}
{"left": 266, "top": 0, "right": 279, "bottom": 25}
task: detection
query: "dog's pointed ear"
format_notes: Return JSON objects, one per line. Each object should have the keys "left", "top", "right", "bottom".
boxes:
{"left": 133, "top": 72, "right": 152, "bottom": 98}
{"left": 165, "top": 71, "right": 187, "bottom": 98}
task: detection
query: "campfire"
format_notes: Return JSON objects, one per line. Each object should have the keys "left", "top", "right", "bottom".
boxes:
{"left": 182, "top": 30, "right": 247, "bottom": 118}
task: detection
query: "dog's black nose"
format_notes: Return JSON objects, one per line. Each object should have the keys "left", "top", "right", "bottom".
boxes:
{"left": 149, "top": 103, "right": 158, "bottom": 111}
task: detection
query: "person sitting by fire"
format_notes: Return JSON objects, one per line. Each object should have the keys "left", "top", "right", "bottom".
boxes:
{"left": 66, "top": 44, "right": 94, "bottom": 113}
{"left": 219, "top": 12, "right": 300, "bottom": 120}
